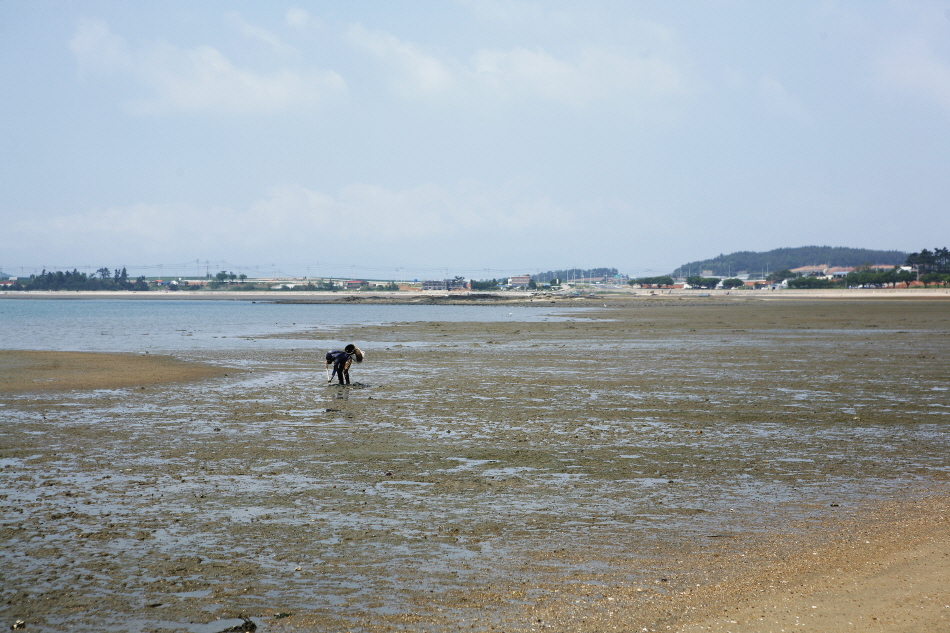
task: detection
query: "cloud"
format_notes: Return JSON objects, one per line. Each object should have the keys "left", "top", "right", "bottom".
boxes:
{"left": 758, "top": 76, "right": 808, "bottom": 121}
{"left": 250, "top": 180, "right": 574, "bottom": 239}
{"left": 69, "top": 17, "right": 132, "bottom": 74}
{"left": 10, "top": 202, "right": 232, "bottom": 259}
{"left": 347, "top": 22, "right": 689, "bottom": 110}
{"left": 345, "top": 24, "right": 455, "bottom": 98}
{"left": 473, "top": 45, "right": 687, "bottom": 108}
{"left": 459, "top": 0, "right": 577, "bottom": 32}
{"left": 69, "top": 18, "right": 346, "bottom": 114}
{"left": 472, "top": 47, "right": 586, "bottom": 103}
{"left": 128, "top": 43, "right": 345, "bottom": 115}
{"left": 285, "top": 7, "right": 317, "bottom": 30}
{"left": 876, "top": 32, "right": 950, "bottom": 113}
{"left": 6, "top": 180, "right": 578, "bottom": 266}
{"left": 225, "top": 12, "right": 293, "bottom": 54}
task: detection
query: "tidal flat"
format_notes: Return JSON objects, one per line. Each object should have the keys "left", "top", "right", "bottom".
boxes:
{"left": 1, "top": 298, "right": 948, "bottom": 632}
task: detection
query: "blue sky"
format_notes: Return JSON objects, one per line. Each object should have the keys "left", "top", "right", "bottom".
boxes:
{"left": 2, "top": 1, "right": 948, "bottom": 280}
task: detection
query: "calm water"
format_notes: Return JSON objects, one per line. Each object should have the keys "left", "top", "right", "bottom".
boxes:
{"left": 0, "top": 298, "right": 577, "bottom": 354}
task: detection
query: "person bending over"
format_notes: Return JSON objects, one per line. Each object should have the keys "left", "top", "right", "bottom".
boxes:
{"left": 325, "top": 344, "right": 364, "bottom": 385}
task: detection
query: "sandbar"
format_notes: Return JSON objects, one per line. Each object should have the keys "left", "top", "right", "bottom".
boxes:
{"left": 0, "top": 350, "right": 230, "bottom": 393}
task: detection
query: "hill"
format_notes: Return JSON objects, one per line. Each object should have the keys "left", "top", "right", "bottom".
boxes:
{"left": 672, "top": 246, "right": 908, "bottom": 278}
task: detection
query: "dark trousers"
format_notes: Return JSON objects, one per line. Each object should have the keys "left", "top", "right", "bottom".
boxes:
{"left": 331, "top": 358, "right": 351, "bottom": 384}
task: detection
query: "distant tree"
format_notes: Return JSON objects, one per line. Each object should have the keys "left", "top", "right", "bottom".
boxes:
{"left": 766, "top": 269, "right": 797, "bottom": 283}
{"left": 895, "top": 269, "right": 915, "bottom": 288}
{"left": 843, "top": 265, "right": 915, "bottom": 288}
{"left": 906, "top": 247, "right": 949, "bottom": 275}
{"left": 471, "top": 279, "right": 500, "bottom": 291}
{"left": 787, "top": 277, "right": 838, "bottom": 289}
{"left": 527, "top": 279, "right": 538, "bottom": 290}
{"left": 19, "top": 266, "right": 150, "bottom": 291}
{"left": 878, "top": 267, "right": 898, "bottom": 287}
{"left": 686, "top": 276, "right": 720, "bottom": 289}
{"left": 239, "top": 273, "right": 247, "bottom": 283}
{"left": 216, "top": 271, "right": 228, "bottom": 282}
{"left": 721, "top": 278, "right": 745, "bottom": 289}
{"left": 316, "top": 279, "right": 338, "bottom": 291}
{"left": 113, "top": 268, "right": 129, "bottom": 287}
{"left": 630, "top": 275, "right": 674, "bottom": 287}
{"left": 920, "top": 272, "right": 950, "bottom": 287}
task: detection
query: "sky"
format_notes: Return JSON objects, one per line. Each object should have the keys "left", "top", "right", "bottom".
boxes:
{"left": 2, "top": 1, "right": 949, "bottom": 280}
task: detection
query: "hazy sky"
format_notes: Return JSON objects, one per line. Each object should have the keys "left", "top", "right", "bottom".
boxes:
{"left": 2, "top": 1, "right": 949, "bottom": 280}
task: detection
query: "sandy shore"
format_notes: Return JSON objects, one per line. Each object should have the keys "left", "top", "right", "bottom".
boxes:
{"left": 1, "top": 298, "right": 948, "bottom": 632}
{"left": 2, "top": 287, "right": 949, "bottom": 304}
{"left": 573, "top": 495, "right": 950, "bottom": 633}
{"left": 677, "top": 494, "right": 950, "bottom": 631}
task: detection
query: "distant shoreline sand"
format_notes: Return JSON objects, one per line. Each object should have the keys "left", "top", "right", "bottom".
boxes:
{"left": 2, "top": 287, "right": 949, "bottom": 303}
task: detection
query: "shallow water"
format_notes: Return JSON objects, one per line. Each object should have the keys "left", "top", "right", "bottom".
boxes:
{"left": 0, "top": 299, "right": 579, "bottom": 354}
{"left": 1, "top": 299, "right": 949, "bottom": 632}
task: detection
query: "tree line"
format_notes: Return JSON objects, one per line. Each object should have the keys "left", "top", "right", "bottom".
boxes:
{"left": 8, "top": 268, "right": 149, "bottom": 291}
{"left": 907, "top": 247, "right": 950, "bottom": 273}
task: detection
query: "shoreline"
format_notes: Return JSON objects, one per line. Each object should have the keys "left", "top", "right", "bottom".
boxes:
{"left": 1, "top": 287, "right": 949, "bottom": 304}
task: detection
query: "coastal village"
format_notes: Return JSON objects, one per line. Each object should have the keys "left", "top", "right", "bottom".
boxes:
{"left": 0, "top": 263, "right": 925, "bottom": 292}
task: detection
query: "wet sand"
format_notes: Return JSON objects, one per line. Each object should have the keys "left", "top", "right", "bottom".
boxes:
{"left": 1, "top": 297, "right": 948, "bottom": 632}
{"left": 0, "top": 350, "right": 230, "bottom": 393}
{"left": 677, "top": 495, "right": 950, "bottom": 632}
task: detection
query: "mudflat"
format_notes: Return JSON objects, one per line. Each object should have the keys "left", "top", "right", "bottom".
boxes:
{"left": 1, "top": 297, "right": 948, "bottom": 632}
{"left": 0, "top": 350, "right": 230, "bottom": 393}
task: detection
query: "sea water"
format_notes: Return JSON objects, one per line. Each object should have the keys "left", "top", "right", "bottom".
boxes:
{"left": 0, "top": 298, "right": 577, "bottom": 354}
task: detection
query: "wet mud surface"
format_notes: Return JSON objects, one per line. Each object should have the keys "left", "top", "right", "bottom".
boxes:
{"left": 0, "top": 350, "right": 230, "bottom": 393}
{"left": 1, "top": 298, "right": 948, "bottom": 631}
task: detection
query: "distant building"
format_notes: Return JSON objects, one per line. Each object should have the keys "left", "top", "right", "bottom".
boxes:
{"left": 345, "top": 280, "right": 365, "bottom": 290}
{"left": 792, "top": 264, "right": 898, "bottom": 280}
{"left": 826, "top": 267, "right": 854, "bottom": 278}
{"left": 509, "top": 275, "right": 531, "bottom": 288}
{"left": 791, "top": 265, "right": 828, "bottom": 276}
{"left": 422, "top": 280, "right": 448, "bottom": 291}
{"left": 422, "top": 278, "right": 468, "bottom": 291}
